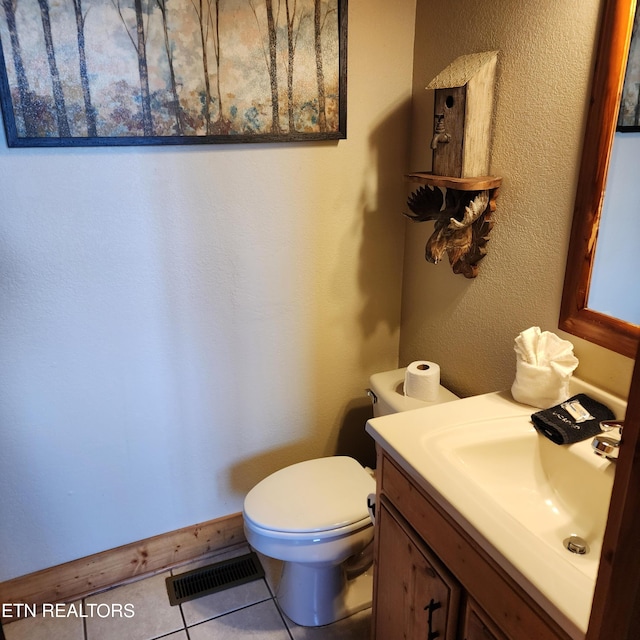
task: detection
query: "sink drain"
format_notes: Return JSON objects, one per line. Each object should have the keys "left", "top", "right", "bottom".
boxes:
{"left": 564, "top": 535, "right": 590, "bottom": 555}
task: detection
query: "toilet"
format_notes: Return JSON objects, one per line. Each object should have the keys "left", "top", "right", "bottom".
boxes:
{"left": 242, "top": 367, "right": 459, "bottom": 627}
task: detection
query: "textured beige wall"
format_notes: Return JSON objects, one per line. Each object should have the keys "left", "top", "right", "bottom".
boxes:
{"left": 400, "top": 0, "right": 635, "bottom": 399}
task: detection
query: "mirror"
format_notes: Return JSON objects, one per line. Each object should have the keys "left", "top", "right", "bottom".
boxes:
{"left": 560, "top": 0, "right": 640, "bottom": 359}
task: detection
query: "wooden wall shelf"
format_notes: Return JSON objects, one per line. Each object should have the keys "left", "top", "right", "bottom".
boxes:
{"left": 405, "top": 172, "right": 502, "bottom": 191}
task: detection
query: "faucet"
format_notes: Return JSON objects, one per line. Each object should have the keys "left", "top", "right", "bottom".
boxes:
{"left": 430, "top": 114, "right": 451, "bottom": 150}
{"left": 592, "top": 420, "right": 625, "bottom": 461}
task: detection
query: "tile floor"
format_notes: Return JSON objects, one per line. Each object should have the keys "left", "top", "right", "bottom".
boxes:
{"left": 1, "top": 545, "right": 371, "bottom": 640}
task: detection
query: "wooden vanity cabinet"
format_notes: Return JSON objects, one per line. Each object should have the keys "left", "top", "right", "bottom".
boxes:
{"left": 462, "top": 598, "right": 509, "bottom": 640}
{"left": 371, "top": 450, "right": 573, "bottom": 640}
{"left": 375, "top": 500, "right": 460, "bottom": 639}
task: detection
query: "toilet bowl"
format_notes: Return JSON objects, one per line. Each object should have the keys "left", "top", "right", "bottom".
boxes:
{"left": 242, "top": 367, "right": 460, "bottom": 627}
{"left": 244, "top": 456, "right": 375, "bottom": 626}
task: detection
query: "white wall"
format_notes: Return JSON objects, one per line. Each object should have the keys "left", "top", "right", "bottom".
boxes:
{"left": 0, "top": 0, "right": 417, "bottom": 581}
{"left": 401, "top": 0, "right": 635, "bottom": 399}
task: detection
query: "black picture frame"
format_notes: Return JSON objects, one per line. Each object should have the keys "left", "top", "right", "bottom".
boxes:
{"left": 0, "top": 0, "right": 347, "bottom": 147}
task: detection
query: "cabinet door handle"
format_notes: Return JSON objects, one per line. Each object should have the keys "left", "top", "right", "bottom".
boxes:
{"left": 424, "top": 598, "right": 442, "bottom": 640}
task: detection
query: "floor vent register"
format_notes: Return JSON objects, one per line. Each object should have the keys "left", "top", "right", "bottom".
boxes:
{"left": 166, "top": 552, "right": 265, "bottom": 605}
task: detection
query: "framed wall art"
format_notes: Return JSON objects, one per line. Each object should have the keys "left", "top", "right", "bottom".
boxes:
{"left": 0, "top": 0, "right": 347, "bottom": 147}
{"left": 618, "top": 2, "right": 639, "bottom": 131}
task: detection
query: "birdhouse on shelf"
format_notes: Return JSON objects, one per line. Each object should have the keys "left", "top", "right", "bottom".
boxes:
{"left": 426, "top": 50, "right": 498, "bottom": 178}
{"left": 402, "top": 51, "right": 502, "bottom": 278}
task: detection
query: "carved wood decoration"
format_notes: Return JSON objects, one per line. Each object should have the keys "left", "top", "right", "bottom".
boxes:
{"left": 404, "top": 174, "right": 501, "bottom": 279}
{"left": 408, "top": 51, "right": 500, "bottom": 278}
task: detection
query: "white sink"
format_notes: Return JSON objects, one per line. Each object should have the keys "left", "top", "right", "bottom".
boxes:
{"left": 366, "top": 380, "right": 626, "bottom": 639}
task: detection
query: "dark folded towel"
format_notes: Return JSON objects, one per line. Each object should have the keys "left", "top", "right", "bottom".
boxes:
{"left": 531, "top": 393, "right": 615, "bottom": 445}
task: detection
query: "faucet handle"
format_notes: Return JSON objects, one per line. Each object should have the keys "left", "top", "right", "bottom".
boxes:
{"left": 592, "top": 435, "right": 621, "bottom": 460}
{"left": 600, "top": 420, "right": 624, "bottom": 433}
{"left": 593, "top": 421, "right": 624, "bottom": 461}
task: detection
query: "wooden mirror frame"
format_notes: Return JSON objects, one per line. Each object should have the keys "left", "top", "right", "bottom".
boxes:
{"left": 559, "top": 0, "right": 639, "bottom": 359}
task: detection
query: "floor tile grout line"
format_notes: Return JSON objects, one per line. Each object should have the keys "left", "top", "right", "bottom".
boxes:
{"left": 261, "top": 584, "right": 295, "bottom": 640}
{"left": 177, "top": 598, "right": 190, "bottom": 640}
{"left": 183, "top": 595, "right": 273, "bottom": 626}
{"left": 257, "top": 572, "right": 296, "bottom": 639}
{"left": 149, "top": 630, "right": 190, "bottom": 640}
{"left": 183, "top": 595, "right": 289, "bottom": 634}
{"left": 82, "top": 598, "right": 88, "bottom": 640}
{"left": 262, "top": 574, "right": 277, "bottom": 600}
{"left": 271, "top": 601, "right": 296, "bottom": 640}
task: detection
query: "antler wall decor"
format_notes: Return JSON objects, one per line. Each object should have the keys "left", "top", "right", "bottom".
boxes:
{"left": 404, "top": 179, "right": 500, "bottom": 278}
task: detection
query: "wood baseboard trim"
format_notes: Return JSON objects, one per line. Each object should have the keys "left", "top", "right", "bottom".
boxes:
{"left": 0, "top": 512, "right": 246, "bottom": 618}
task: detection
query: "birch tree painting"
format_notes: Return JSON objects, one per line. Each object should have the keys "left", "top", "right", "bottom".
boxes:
{"left": 0, "top": 0, "right": 346, "bottom": 146}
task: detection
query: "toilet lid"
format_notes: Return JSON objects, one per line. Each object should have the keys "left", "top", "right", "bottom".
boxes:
{"left": 243, "top": 456, "right": 376, "bottom": 534}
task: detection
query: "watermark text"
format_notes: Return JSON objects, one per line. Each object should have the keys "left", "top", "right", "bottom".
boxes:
{"left": 2, "top": 602, "right": 135, "bottom": 619}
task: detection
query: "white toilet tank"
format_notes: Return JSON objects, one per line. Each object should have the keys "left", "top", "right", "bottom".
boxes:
{"left": 369, "top": 367, "right": 459, "bottom": 417}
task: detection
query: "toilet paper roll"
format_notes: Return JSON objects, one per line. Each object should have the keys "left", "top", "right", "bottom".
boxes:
{"left": 404, "top": 360, "right": 441, "bottom": 402}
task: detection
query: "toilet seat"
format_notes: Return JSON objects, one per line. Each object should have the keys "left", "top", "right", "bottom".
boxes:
{"left": 244, "top": 515, "right": 373, "bottom": 542}
{"left": 243, "top": 456, "right": 375, "bottom": 534}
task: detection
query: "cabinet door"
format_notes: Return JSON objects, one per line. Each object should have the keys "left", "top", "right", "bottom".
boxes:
{"left": 373, "top": 501, "right": 460, "bottom": 640}
{"left": 462, "top": 598, "right": 508, "bottom": 640}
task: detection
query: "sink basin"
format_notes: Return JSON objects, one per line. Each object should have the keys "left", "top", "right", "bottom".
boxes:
{"left": 429, "top": 413, "right": 614, "bottom": 566}
{"left": 366, "top": 381, "right": 626, "bottom": 639}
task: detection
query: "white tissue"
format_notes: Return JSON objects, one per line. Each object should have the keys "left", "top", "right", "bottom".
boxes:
{"left": 511, "top": 326, "right": 579, "bottom": 408}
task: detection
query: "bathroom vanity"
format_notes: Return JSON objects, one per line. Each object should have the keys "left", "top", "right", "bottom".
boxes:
{"left": 373, "top": 450, "right": 568, "bottom": 640}
{"left": 366, "top": 384, "right": 627, "bottom": 640}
